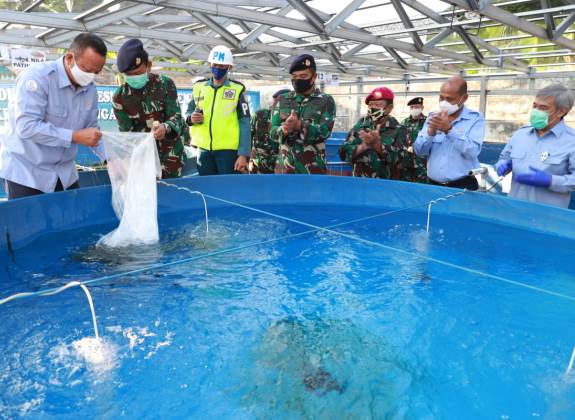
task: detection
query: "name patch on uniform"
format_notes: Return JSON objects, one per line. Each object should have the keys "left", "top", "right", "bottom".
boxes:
{"left": 223, "top": 89, "right": 236, "bottom": 100}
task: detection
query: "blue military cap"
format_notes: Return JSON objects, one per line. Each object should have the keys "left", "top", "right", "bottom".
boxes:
{"left": 117, "top": 39, "right": 148, "bottom": 73}
{"left": 272, "top": 88, "right": 291, "bottom": 98}
{"left": 289, "top": 54, "right": 316, "bottom": 74}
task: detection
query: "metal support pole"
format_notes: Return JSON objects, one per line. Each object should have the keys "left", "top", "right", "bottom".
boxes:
{"left": 355, "top": 76, "right": 364, "bottom": 125}
{"left": 479, "top": 76, "right": 487, "bottom": 116}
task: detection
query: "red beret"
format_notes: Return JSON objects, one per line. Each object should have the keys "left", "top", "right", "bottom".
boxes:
{"left": 365, "top": 87, "right": 394, "bottom": 104}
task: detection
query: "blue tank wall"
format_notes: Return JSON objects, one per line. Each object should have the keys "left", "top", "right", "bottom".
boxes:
{"left": 1, "top": 176, "right": 574, "bottom": 258}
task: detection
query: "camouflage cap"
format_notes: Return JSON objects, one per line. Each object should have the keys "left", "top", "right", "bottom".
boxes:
{"left": 117, "top": 39, "right": 149, "bottom": 73}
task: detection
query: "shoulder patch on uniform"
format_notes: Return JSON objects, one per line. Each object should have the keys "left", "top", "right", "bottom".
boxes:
{"left": 25, "top": 79, "right": 38, "bottom": 92}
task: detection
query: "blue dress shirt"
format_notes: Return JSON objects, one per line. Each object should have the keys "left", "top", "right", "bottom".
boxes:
{"left": 414, "top": 105, "right": 485, "bottom": 182}
{"left": 496, "top": 120, "right": 575, "bottom": 208}
{"left": 0, "top": 58, "right": 99, "bottom": 193}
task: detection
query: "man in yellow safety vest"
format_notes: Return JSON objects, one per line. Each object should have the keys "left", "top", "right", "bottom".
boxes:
{"left": 185, "top": 45, "right": 251, "bottom": 175}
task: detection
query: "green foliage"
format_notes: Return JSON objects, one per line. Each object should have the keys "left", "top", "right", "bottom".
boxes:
{"left": 426, "top": 1, "right": 575, "bottom": 73}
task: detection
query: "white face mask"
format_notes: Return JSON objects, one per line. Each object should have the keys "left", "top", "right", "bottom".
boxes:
{"left": 410, "top": 108, "right": 422, "bottom": 118}
{"left": 70, "top": 59, "right": 96, "bottom": 86}
{"left": 438, "top": 99, "right": 461, "bottom": 115}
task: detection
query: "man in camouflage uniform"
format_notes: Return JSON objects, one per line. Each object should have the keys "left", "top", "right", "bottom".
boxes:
{"left": 112, "top": 39, "right": 188, "bottom": 178}
{"left": 401, "top": 97, "right": 428, "bottom": 183}
{"left": 339, "top": 87, "right": 409, "bottom": 179}
{"left": 250, "top": 88, "right": 290, "bottom": 174}
{"left": 270, "top": 54, "right": 336, "bottom": 174}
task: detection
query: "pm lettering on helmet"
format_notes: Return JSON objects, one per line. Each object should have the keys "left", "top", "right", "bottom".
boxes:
{"left": 209, "top": 45, "right": 233, "bottom": 65}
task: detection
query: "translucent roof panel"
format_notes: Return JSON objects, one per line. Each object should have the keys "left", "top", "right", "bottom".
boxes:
{"left": 0, "top": 0, "right": 573, "bottom": 80}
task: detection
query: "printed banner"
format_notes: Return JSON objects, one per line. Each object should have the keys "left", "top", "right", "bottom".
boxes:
{"left": 318, "top": 72, "right": 340, "bottom": 86}
{"left": 10, "top": 49, "right": 46, "bottom": 69}
{"left": 1, "top": 83, "right": 260, "bottom": 130}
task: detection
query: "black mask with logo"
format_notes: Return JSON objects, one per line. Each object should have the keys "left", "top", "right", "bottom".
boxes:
{"left": 368, "top": 107, "right": 387, "bottom": 122}
{"left": 292, "top": 77, "right": 314, "bottom": 94}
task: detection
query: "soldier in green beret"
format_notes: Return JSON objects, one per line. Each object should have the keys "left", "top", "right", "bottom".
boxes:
{"left": 250, "top": 88, "right": 290, "bottom": 174}
{"left": 401, "top": 97, "right": 428, "bottom": 183}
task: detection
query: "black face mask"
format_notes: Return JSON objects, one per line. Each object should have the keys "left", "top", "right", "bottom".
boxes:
{"left": 292, "top": 77, "right": 314, "bottom": 94}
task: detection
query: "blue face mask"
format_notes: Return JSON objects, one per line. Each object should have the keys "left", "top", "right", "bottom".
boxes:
{"left": 211, "top": 66, "right": 228, "bottom": 80}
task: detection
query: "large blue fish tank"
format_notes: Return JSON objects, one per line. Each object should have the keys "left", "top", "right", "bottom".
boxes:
{"left": 1, "top": 175, "right": 575, "bottom": 418}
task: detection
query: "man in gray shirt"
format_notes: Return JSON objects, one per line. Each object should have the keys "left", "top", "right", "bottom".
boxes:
{"left": 496, "top": 83, "right": 575, "bottom": 208}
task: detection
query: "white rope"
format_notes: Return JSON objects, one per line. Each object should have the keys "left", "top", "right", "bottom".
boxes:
{"left": 0, "top": 281, "right": 99, "bottom": 338}
{"left": 565, "top": 344, "right": 575, "bottom": 376}
{"left": 157, "top": 180, "right": 209, "bottom": 233}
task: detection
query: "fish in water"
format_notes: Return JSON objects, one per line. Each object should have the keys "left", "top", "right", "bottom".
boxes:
{"left": 303, "top": 366, "right": 345, "bottom": 396}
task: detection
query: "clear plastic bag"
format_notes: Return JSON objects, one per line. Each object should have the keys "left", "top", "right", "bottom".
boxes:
{"left": 97, "top": 132, "right": 162, "bottom": 248}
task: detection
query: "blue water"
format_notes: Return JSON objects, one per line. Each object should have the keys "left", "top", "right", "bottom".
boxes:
{"left": 1, "top": 205, "right": 575, "bottom": 418}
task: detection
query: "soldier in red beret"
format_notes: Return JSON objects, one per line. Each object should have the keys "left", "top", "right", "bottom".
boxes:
{"left": 339, "top": 87, "right": 410, "bottom": 180}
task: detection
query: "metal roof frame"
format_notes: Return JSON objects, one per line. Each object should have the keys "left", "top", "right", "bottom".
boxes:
{"left": 0, "top": 0, "right": 574, "bottom": 80}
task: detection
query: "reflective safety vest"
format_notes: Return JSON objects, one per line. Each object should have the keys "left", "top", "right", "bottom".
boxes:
{"left": 191, "top": 79, "right": 244, "bottom": 151}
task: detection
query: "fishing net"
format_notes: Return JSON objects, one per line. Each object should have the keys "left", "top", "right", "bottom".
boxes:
{"left": 97, "top": 132, "right": 161, "bottom": 248}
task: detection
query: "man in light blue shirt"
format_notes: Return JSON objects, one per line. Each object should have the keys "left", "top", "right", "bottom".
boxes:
{"left": 414, "top": 76, "right": 485, "bottom": 190}
{"left": 495, "top": 84, "right": 575, "bottom": 208}
{"left": 0, "top": 33, "right": 107, "bottom": 200}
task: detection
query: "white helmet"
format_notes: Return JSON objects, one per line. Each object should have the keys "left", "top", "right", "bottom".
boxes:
{"left": 208, "top": 45, "right": 233, "bottom": 66}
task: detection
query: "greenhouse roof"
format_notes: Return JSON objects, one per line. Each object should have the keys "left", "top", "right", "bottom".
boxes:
{"left": 0, "top": 0, "right": 574, "bottom": 80}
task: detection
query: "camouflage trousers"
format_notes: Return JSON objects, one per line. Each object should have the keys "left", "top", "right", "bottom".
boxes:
{"left": 274, "top": 143, "right": 327, "bottom": 174}
{"left": 250, "top": 150, "right": 276, "bottom": 174}
{"left": 402, "top": 166, "right": 428, "bottom": 183}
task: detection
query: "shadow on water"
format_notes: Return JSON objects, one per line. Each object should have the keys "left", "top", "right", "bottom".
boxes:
{"left": 238, "top": 316, "right": 430, "bottom": 418}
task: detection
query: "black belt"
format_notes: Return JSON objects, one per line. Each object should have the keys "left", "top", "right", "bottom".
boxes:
{"left": 428, "top": 175, "right": 478, "bottom": 190}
